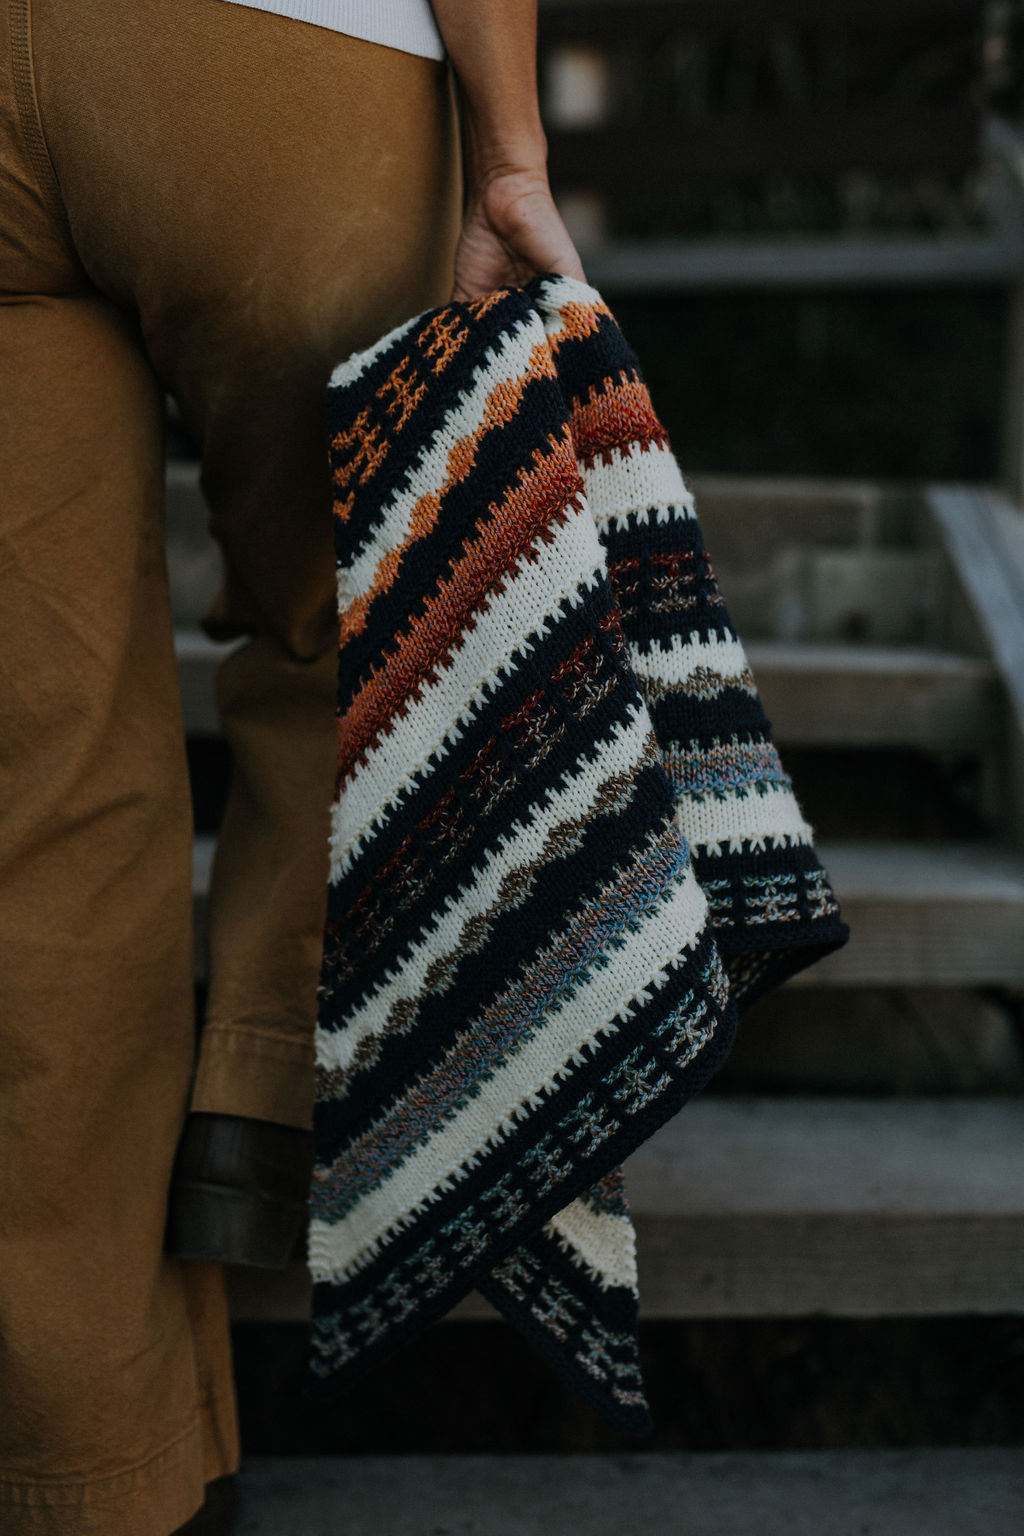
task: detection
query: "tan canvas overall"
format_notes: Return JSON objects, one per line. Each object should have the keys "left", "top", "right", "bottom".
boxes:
{"left": 0, "top": 1, "right": 462, "bottom": 1528}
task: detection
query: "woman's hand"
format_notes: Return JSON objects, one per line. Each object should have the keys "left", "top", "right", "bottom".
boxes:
{"left": 429, "top": 0, "right": 584, "bottom": 300}
{"left": 451, "top": 162, "right": 587, "bottom": 302}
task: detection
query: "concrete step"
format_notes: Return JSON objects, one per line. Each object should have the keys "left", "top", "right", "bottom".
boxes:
{"left": 165, "top": 465, "right": 983, "bottom": 658}
{"left": 226, "top": 1096, "right": 1024, "bottom": 1324}
{"left": 744, "top": 640, "right": 998, "bottom": 750}
{"left": 234, "top": 1448, "right": 1024, "bottom": 1534}
{"left": 792, "top": 840, "right": 1024, "bottom": 987}
{"left": 686, "top": 474, "right": 952, "bottom": 649}
{"left": 175, "top": 627, "right": 999, "bottom": 751}
{"left": 193, "top": 835, "right": 1024, "bottom": 988}
{"left": 715, "top": 985, "right": 1024, "bottom": 1095}
{"left": 164, "top": 468, "right": 1015, "bottom": 678}
{"left": 177, "top": 628, "right": 237, "bottom": 735}
{"left": 166, "top": 461, "right": 219, "bottom": 628}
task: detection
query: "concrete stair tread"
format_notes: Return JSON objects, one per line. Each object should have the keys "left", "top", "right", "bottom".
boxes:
{"left": 234, "top": 1448, "right": 1024, "bottom": 1535}
{"left": 803, "top": 839, "right": 1024, "bottom": 986}
{"left": 744, "top": 639, "right": 993, "bottom": 675}
{"left": 818, "top": 838, "right": 1024, "bottom": 899}
{"left": 629, "top": 1095, "right": 1024, "bottom": 1217}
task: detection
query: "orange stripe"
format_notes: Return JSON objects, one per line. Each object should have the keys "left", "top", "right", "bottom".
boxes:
{"left": 336, "top": 431, "right": 585, "bottom": 788}
{"left": 338, "top": 340, "right": 558, "bottom": 648}
{"left": 545, "top": 297, "right": 614, "bottom": 351}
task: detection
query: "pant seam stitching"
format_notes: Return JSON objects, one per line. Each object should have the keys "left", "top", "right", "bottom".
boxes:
{"left": 0, "top": 1416, "right": 203, "bottom": 1502}
{"left": 8, "top": 0, "right": 73, "bottom": 239}
{"left": 201, "top": 1022, "right": 315, "bottom": 1057}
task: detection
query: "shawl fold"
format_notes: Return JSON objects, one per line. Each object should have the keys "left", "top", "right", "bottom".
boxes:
{"left": 308, "top": 272, "right": 849, "bottom": 1433}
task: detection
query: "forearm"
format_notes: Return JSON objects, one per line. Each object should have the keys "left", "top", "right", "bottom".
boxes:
{"left": 430, "top": 0, "right": 547, "bottom": 183}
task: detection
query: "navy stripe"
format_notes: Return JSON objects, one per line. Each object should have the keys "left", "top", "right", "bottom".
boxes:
{"left": 478, "top": 1222, "right": 651, "bottom": 1435}
{"left": 528, "top": 304, "right": 645, "bottom": 414}
{"left": 646, "top": 686, "right": 772, "bottom": 747}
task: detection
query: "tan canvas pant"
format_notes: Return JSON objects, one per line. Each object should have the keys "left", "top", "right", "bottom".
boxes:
{"left": 0, "top": 0, "right": 462, "bottom": 1530}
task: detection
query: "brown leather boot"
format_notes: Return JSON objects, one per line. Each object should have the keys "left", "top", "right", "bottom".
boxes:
{"left": 166, "top": 1112, "right": 314, "bottom": 1268}
{"left": 172, "top": 1473, "right": 239, "bottom": 1535}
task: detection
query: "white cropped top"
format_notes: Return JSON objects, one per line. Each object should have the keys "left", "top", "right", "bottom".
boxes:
{"left": 222, "top": 0, "right": 445, "bottom": 60}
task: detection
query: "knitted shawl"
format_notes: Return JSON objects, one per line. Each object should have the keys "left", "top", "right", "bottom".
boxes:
{"left": 309, "top": 271, "right": 849, "bottom": 1433}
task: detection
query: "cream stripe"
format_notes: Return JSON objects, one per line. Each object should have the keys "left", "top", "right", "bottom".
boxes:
{"left": 330, "top": 498, "right": 606, "bottom": 879}
{"left": 317, "top": 705, "right": 655, "bottom": 1074}
{"left": 328, "top": 273, "right": 596, "bottom": 413}
{"left": 546, "top": 1199, "right": 639, "bottom": 1293}
{"left": 536, "top": 279, "right": 697, "bottom": 527}
{"left": 678, "top": 779, "right": 815, "bottom": 855}
{"left": 629, "top": 629, "right": 750, "bottom": 685}
{"left": 533, "top": 272, "right": 609, "bottom": 332}
{"left": 580, "top": 443, "right": 695, "bottom": 531}
{"left": 308, "top": 867, "right": 709, "bottom": 1283}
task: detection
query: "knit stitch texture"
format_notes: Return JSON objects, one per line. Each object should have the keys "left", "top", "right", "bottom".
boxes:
{"left": 309, "top": 271, "right": 850, "bottom": 1432}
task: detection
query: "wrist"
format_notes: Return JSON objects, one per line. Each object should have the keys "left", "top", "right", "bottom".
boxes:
{"left": 458, "top": 103, "right": 547, "bottom": 190}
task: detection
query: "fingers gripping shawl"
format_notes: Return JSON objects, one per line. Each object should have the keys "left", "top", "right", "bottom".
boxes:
{"left": 309, "top": 272, "right": 849, "bottom": 1432}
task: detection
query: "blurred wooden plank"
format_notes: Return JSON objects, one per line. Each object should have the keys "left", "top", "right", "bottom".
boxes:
{"left": 574, "top": 233, "right": 1020, "bottom": 291}
{"left": 548, "top": 109, "right": 981, "bottom": 186}
{"left": 228, "top": 1097, "right": 1024, "bottom": 1323}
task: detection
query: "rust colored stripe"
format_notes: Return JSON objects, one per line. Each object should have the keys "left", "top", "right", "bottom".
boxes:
{"left": 569, "top": 374, "right": 668, "bottom": 468}
{"left": 540, "top": 295, "right": 670, "bottom": 464}
{"left": 336, "top": 432, "right": 585, "bottom": 787}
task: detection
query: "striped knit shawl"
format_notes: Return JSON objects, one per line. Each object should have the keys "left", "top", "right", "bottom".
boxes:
{"left": 309, "top": 272, "right": 849, "bottom": 1433}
